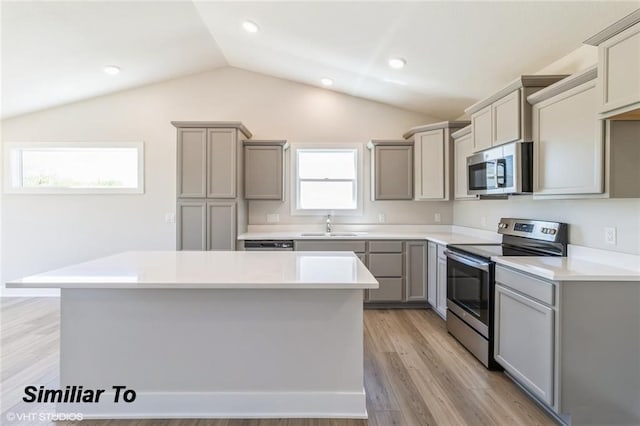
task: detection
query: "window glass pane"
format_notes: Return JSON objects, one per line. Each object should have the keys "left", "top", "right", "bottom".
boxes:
{"left": 298, "top": 150, "right": 356, "bottom": 179}
{"left": 17, "top": 147, "right": 139, "bottom": 189}
{"left": 299, "top": 181, "right": 356, "bottom": 209}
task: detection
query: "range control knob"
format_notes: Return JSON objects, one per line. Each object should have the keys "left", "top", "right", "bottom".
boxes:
{"left": 549, "top": 229, "right": 557, "bottom": 235}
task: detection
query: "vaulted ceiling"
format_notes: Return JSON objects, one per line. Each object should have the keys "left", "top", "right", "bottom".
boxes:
{"left": 2, "top": 1, "right": 639, "bottom": 120}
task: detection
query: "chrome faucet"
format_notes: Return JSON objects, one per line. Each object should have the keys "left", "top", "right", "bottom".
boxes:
{"left": 325, "top": 214, "right": 332, "bottom": 233}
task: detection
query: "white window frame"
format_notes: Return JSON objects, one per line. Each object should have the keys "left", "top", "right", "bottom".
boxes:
{"left": 3, "top": 142, "right": 145, "bottom": 194}
{"left": 290, "top": 143, "right": 363, "bottom": 216}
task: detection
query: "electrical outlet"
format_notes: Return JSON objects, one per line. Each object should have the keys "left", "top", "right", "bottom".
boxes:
{"left": 378, "top": 213, "right": 386, "bottom": 223}
{"left": 605, "top": 227, "right": 617, "bottom": 245}
{"left": 434, "top": 213, "right": 441, "bottom": 223}
{"left": 481, "top": 216, "right": 487, "bottom": 227}
{"left": 267, "top": 214, "right": 280, "bottom": 223}
{"left": 165, "top": 213, "right": 176, "bottom": 224}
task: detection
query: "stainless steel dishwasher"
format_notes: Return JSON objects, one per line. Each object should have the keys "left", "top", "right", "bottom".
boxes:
{"left": 243, "top": 240, "right": 294, "bottom": 251}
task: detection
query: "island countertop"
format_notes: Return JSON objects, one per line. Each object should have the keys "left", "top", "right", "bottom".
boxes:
{"left": 7, "top": 251, "right": 379, "bottom": 290}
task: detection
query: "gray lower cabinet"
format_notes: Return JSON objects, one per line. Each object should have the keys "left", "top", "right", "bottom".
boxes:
{"left": 177, "top": 201, "right": 206, "bottom": 250}
{"left": 427, "top": 242, "right": 437, "bottom": 307}
{"left": 435, "top": 245, "right": 447, "bottom": 318}
{"left": 294, "top": 239, "right": 428, "bottom": 305}
{"left": 405, "top": 241, "right": 427, "bottom": 301}
{"left": 207, "top": 201, "right": 237, "bottom": 251}
{"left": 243, "top": 141, "right": 287, "bottom": 200}
{"left": 368, "top": 140, "right": 414, "bottom": 200}
{"left": 427, "top": 242, "right": 447, "bottom": 318}
{"left": 178, "top": 201, "right": 236, "bottom": 251}
{"left": 495, "top": 282, "right": 554, "bottom": 405}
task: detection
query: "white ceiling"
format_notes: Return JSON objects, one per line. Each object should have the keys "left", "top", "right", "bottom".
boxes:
{"left": 2, "top": 1, "right": 639, "bottom": 120}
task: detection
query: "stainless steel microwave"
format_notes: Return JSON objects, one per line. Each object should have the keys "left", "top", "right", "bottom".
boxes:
{"left": 467, "top": 141, "right": 533, "bottom": 195}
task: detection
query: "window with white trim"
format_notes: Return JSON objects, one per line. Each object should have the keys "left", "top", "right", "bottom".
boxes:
{"left": 4, "top": 142, "right": 144, "bottom": 194}
{"left": 294, "top": 147, "right": 360, "bottom": 213}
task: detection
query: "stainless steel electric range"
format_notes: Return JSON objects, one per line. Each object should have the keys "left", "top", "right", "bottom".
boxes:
{"left": 445, "top": 218, "right": 568, "bottom": 369}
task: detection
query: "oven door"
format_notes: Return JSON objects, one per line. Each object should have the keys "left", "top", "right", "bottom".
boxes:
{"left": 445, "top": 250, "right": 493, "bottom": 338}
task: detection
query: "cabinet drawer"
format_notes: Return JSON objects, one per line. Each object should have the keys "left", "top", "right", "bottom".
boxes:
{"left": 295, "top": 240, "right": 366, "bottom": 253}
{"left": 369, "top": 253, "right": 403, "bottom": 277}
{"left": 496, "top": 266, "right": 555, "bottom": 306}
{"left": 367, "top": 278, "right": 403, "bottom": 302}
{"left": 369, "top": 241, "right": 403, "bottom": 253}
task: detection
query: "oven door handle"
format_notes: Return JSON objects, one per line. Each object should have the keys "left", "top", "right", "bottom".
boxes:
{"left": 444, "top": 250, "right": 490, "bottom": 272}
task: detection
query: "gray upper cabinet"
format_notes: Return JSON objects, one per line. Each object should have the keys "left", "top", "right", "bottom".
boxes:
{"left": 403, "top": 121, "right": 470, "bottom": 201}
{"left": 177, "top": 129, "right": 207, "bottom": 198}
{"left": 529, "top": 68, "right": 640, "bottom": 199}
{"left": 207, "top": 129, "right": 237, "bottom": 199}
{"left": 451, "top": 125, "right": 477, "bottom": 200}
{"left": 585, "top": 10, "right": 640, "bottom": 119}
{"left": 529, "top": 68, "right": 603, "bottom": 196}
{"left": 244, "top": 141, "right": 288, "bottom": 200}
{"left": 367, "top": 140, "right": 413, "bottom": 200}
{"left": 465, "top": 75, "right": 567, "bottom": 153}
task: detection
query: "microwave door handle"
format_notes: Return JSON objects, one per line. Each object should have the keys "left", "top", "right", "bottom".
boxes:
{"left": 496, "top": 159, "right": 506, "bottom": 187}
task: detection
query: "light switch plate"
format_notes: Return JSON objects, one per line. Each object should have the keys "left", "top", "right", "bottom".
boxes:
{"left": 434, "top": 213, "right": 441, "bottom": 223}
{"left": 267, "top": 214, "right": 280, "bottom": 223}
{"left": 378, "top": 214, "right": 386, "bottom": 223}
{"left": 165, "top": 213, "right": 176, "bottom": 224}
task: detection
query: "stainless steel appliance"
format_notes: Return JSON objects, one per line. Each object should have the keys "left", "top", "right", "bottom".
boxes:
{"left": 244, "top": 240, "right": 294, "bottom": 251}
{"left": 467, "top": 141, "right": 533, "bottom": 195}
{"left": 445, "top": 218, "right": 567, "bottom": 369}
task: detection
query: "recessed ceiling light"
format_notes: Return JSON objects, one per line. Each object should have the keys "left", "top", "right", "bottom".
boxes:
{"left": 388, "top": 58, "right": 406, "bottom": 69}
{"left": 242, "top": 20, "right": 259, "bottom": 33}
{"left": 103, "top": 65, "right": 121, "bottom": 75}
{"left": 320, "top": 77, "right": 334, "bottom": 86}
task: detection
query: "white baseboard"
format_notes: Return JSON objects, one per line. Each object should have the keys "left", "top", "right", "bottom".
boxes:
{"left": 57, "top": 390, "right": 368, "bottom": 419}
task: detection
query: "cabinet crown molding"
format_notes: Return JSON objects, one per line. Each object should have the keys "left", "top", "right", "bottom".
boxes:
{"left": 584, "top": 8, "right": 640, "bottom": 46}
{"left": 464, "top": 75, "right": 568, "bottom": 115}
{"left": 243, "top": 140, "right": 289, "bottom": 149}
{"left": 171, "top": 121, "right": 252, "bottom": 139}
{"left": 367, "top": 139, "right": 414, "bottom": 149}
{"left": 402, "top": 121, "right": 470, "bottom": 140}
{"left": 527, "top": 67, "right": 597, "bottom": 105}
{"left": 451, "top": 125, "right": 472, "bottom": 139}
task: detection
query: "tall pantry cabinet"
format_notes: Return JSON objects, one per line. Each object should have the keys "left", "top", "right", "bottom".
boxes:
{"left": 172, "top": 121, "right": 252, "bottom": 251}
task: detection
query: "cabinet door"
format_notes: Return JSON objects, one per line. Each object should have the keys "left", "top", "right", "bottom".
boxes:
{"left": 495, "top": 284, "right": 554, "bottom": 405}
{"left": 436, "top": 254, "right": 447, "bottom": 318}
{"left": 244, "top": 145, "right": 283, "bottom": 200}
{"left": 454, "top": 133, "right": 476, "bottom": 200}
{"left": 368, "top": 253, "right": 403, "bottom": 277}
{"left": 177, "top": 200, "right": 206, "bottom": 250}
{"left": 492, "top": 90, "right": 521, "bottom": 146}
{"left": 374, "top": 145, "right": 413, "bottom": 200}
{"left": 533, "top": 81, "right": 603, "bottom": 195}
{"left": 177, "top": 129, "right": 207, "bottom": 198}
{"left": 368, "top": 278, "right": 403, "bottom": 302}
{"left": 415, "top": 129, "right": 445, "bottom": 200}
{"left": 427, "top": 242, "right": 437, "bottom": 307}
{"left": 207, "top": 129, "right": 237, "bottom": 198}
{"left": 471, "top": 105, "right": 492, "bottom": 152}
{"left": 405, "top": 241, "right": 427, "bottom": 301}
{"left": 207, "top": 201, "right": 236, "bottom": 251}
{"left": 599, "top": 22, "right": 640, "bottom": 115}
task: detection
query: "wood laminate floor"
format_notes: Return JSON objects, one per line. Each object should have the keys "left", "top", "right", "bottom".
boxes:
{"left": 1, "top": 298, "right": 554, "bottom": 425}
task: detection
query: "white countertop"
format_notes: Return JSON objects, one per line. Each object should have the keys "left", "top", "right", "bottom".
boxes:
{"left": 493, "top": 255, "right": 640, "bottom": 282}
{"left": 7, "top": 251, "right": 379, "bottom": 290}
{"left": 238, "top": 231, "right": 498, "bottom": 246}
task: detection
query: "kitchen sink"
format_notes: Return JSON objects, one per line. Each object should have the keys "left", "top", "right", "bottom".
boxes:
{"left": 299, "top": 232, "right": 360, "bottom": 237}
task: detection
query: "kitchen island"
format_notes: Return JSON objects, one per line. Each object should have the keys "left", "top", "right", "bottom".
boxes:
{"left": 7, "top": 251, "right": 378, "bottom": 419}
